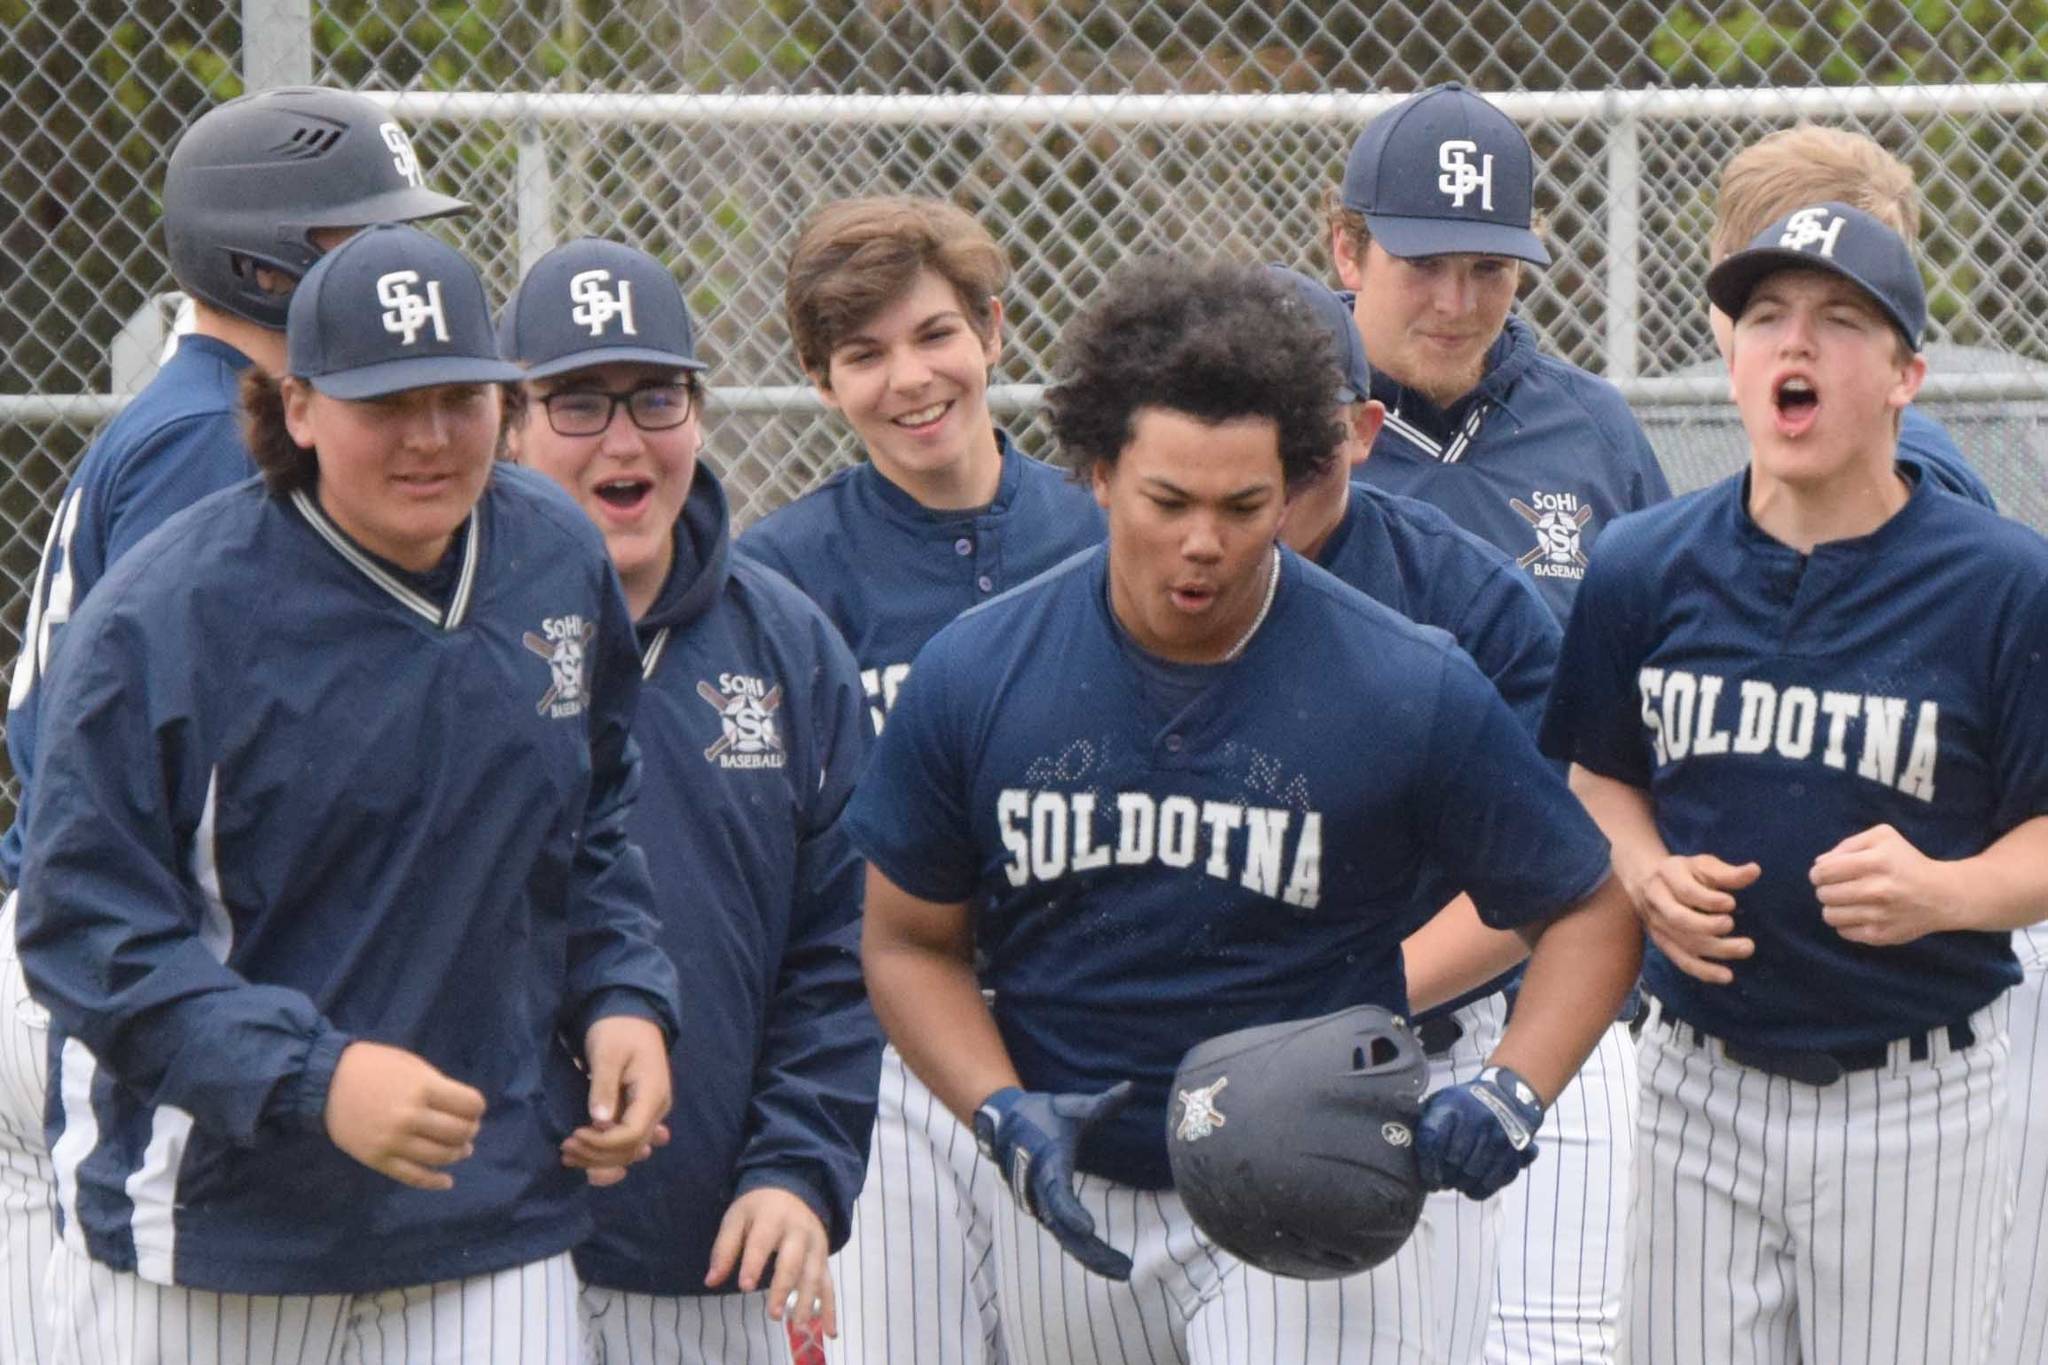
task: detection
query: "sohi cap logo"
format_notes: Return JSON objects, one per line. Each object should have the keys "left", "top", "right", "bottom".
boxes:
{"left": 1437, "top": 139, "right": 1494, "bottom": 210}
{"left": 1778, "top": 206, "right": 1847, "bottom": 258}
{"left": 378, "top": 122, "right": 424, "bottom": 188}
{"left": 376, "top": 270, "right": 449, "bottom": 346}
{"left": 569, "top": 268, "right": 638, "bottom": 337}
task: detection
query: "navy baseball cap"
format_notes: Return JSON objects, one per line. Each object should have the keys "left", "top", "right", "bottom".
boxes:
{"left": 499, "top": 237, "right": 708, "bottom": 380}
{"left": 286, "top": 223, "right": 521, "bottom": 399}
{"left": 1705, "top": 201, "right": 1926, "bottom": 351}
{"left": 1340, "top": 83, "right": 1549, "bottom": 267}
{"left": 1263, "top": 265, "right": 1372, "bottom": 403}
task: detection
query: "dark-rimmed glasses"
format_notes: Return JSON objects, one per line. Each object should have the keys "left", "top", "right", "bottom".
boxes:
{"left": 540, "top": 382, "right": 697, "bottom": 437}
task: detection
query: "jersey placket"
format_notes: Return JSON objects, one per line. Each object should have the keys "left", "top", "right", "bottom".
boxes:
{"left": 959, "top": 508, "right": 1003, "bottom": 602}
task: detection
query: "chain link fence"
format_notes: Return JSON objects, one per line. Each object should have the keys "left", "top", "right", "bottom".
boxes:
{"left": 6, "top": 1, "right": 2048, "bottom": 804}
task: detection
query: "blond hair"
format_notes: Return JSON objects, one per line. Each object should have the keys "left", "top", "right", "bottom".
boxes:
{"left": 1712, "top": 124, "right": 1921, "bottom": 262}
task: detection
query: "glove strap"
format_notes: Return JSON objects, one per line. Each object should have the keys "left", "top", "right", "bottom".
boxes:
{"left": 974, "top": 1087, "right": 1032, "bottom": 1207}
{"left": 1473, "top": 1065, "right": 1541, "bottom": 1150}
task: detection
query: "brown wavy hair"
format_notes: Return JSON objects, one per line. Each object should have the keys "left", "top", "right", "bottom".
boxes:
{"left": 785, "top": 196, "right": 1008, "bottom": 382}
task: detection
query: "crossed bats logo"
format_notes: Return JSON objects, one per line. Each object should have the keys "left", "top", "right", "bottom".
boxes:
{"left": 1175, "top": 1076, "right": 1229, "bottom": 1143}
{"left": 1512, "top": 497, "right": 1593, "bottom": 571}
{"left": 523, "top": 615, "right": 595, "bottom": 717}
{"left": 696, "top": 677, "right": 785, "bottom": 765}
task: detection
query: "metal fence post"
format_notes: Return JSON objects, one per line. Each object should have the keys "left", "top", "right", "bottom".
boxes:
{"left": 242, "top": 0, "right": 314, "bottom": 90}
{"left": 1604, "top": 101, "right": 1642, "bottom": 383}
{"left": 516, "top": 119, "right": 557, "bottom": 274}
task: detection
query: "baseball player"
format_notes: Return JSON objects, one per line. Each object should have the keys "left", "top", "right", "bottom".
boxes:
{"left": 1707, "top": 124, "right": 1995, "bottom": 510}
{"left": 1327, "top": 82, "right": 1660, "bottom": 1362}
{"left": 1543, "top": 202, "right": 2048, "bottom": 1365}
{"left": 14, "top": 224, "right": 681, "bottom": 1363}
{"left": 1708, "top": 135, "right": 2045, "bottom": 1365}
{"left": 0, "top": 86, "right": 469, "bottom": 1365}
{"left": 502, "top": 237, "right": 883, "bottom": 1363}
{"left": 848, "top": 256, "right": 1643, "bottom": 1365}
{"left": 739, "top": 196, "right": 1106, "bottom": 1365}
{"left": 1269, "top": 262, "right": 1592, "bottom": 1362}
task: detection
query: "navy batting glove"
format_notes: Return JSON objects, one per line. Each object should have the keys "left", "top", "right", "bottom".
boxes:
{"left": 974, "top": 1081, "right": 1135, "bottom": 1280}
{"left": 1416, "top": 1065, "right": 1544, "bottom": 1200}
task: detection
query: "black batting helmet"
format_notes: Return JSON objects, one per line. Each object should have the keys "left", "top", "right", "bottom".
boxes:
{"left": 162, "top": 86, "right": 471, "bottom": 329}
{"left": 1166, "top": 1005, "right": 1427, "bottom": 1280}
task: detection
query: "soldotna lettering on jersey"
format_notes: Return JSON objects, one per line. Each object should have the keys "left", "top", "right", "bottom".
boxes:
{"left": 996, "top": 790, "right": 1322, "bottom": 907}
{"left": 1636, "top": 667, "right": 1939, "bottom": 801}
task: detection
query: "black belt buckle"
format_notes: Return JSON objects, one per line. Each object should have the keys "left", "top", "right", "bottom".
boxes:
{"left": 1416, "top": 1014, "right": 1464, "bottom": 1057}
{"left": 1722, "top": 1042, "right": 1846, "bottom": 1086}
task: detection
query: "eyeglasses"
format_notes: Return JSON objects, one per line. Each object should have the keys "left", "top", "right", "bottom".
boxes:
{"left": 540, "top": 383, "right": 697, "bottom": 437}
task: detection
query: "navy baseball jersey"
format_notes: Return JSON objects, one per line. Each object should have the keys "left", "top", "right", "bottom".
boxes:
{"left": 1314, "top": 483, "right": 1565, "bottom": 1017}
{"left": 1900, "top": 404, "right": 1997, "bottom": 510}
{"left": 737, "top": 431, "right": 1106, "bottom": 732}
{"left": 1540, "top": 470, "right": 2048, "bottom": 1050}
{"left": 1352, "top": 315, "right": 1671, "bottom": 619}
{"left": 576, "top": 464, "right": 882, "bottom": 1297}
{"left": 3, "top": 335, "right": 260, "bottom": 886}
{"left": 1315, "top": 483, "right": 1560, "bottom": 737}
{"left": 17, "top": 464, "right": 683, "bottom": 1295}
{"left": 844, "top": 545, "right": 1611, "bottom": 1189}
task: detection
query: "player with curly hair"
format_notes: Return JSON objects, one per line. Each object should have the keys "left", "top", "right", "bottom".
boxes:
{"left": 849, "top": 255, "right": 1640, "bottom": 1363}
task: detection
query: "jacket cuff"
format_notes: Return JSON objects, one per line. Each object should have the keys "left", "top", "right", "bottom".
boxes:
{"left": 286, "top": 1024, "right": 352, "bottom": 1135}
{"left": 573, "top": 988, "right": 673, "bottom": 1046}
{"left": 732, "top": 1166, "right": 838, "bottom": 1247}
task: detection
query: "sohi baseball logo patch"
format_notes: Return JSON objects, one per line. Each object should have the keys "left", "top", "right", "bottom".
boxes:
{"left": 1512, "top": 488, "right": 1593, "bottom": 581}
{"left": 1175, "top": 1076, "right": 1229, "bottom": 1142}
{"left": 696, "top": 672, "right": 786, "bottom": 770}
{"left": 523, "top": 614, "right": 596, "bottom": 719}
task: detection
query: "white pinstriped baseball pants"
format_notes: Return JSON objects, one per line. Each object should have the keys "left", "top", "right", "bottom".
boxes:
{"left": 1991, "top": 924, "right": 2048, "bottom": 1365}
{"left": 581, "top": 1284, "right": 830, "bottom": 1365}
{"left": 829, "top": 1044, "right": 1004, "bottom": 1365}
{"left": 1485, "top": 1017, "right": 1637, "bottom": 1365}
{"left": 989, "top": 1173, "right": 1437, "bottom": 1365}
{"left": 46, "top": 1243, "right": 583, "bottom": 1365}
{"left": 1415, "top": 992, "right": 1506, "bottom": 1365}
{"left": 0, "top": 890, "right": 56, "bottom": 1365}
{"left": 1629, "top": 995, "right": 2012, "bottom": 1365}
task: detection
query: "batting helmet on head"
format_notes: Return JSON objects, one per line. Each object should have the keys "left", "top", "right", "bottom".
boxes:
{"left": 162, "top": 86, "right": 471, "bottom": 329}
{"left": 1166, "top": 1005, "right": 1427, "bottom": 1280}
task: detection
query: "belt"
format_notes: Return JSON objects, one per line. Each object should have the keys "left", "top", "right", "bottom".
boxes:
{"left": 1416, "top": 1014, "right": 1464, "bottom": 1057}
{"left": 1662, "top": 1014, "right": 1976, "bottom": 1086}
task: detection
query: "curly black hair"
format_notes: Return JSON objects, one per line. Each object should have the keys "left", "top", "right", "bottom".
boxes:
{"left": 1048, "top": 256, "right": 1344, "bottom": 490}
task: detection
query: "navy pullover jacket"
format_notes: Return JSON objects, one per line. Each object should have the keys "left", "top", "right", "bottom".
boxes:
{"left": 576, "top": 463, "right": 882, "bottom": 1295}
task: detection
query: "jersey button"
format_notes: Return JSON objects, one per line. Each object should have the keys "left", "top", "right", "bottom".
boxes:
{"left": 1164, "top": 733, "right": 1184, "bottom": 752}
{"left": 954, "top": 537, "right": 974, "bottom": 556}
{"left": 977, "top": 574, "right": 994, "bottom": 593}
